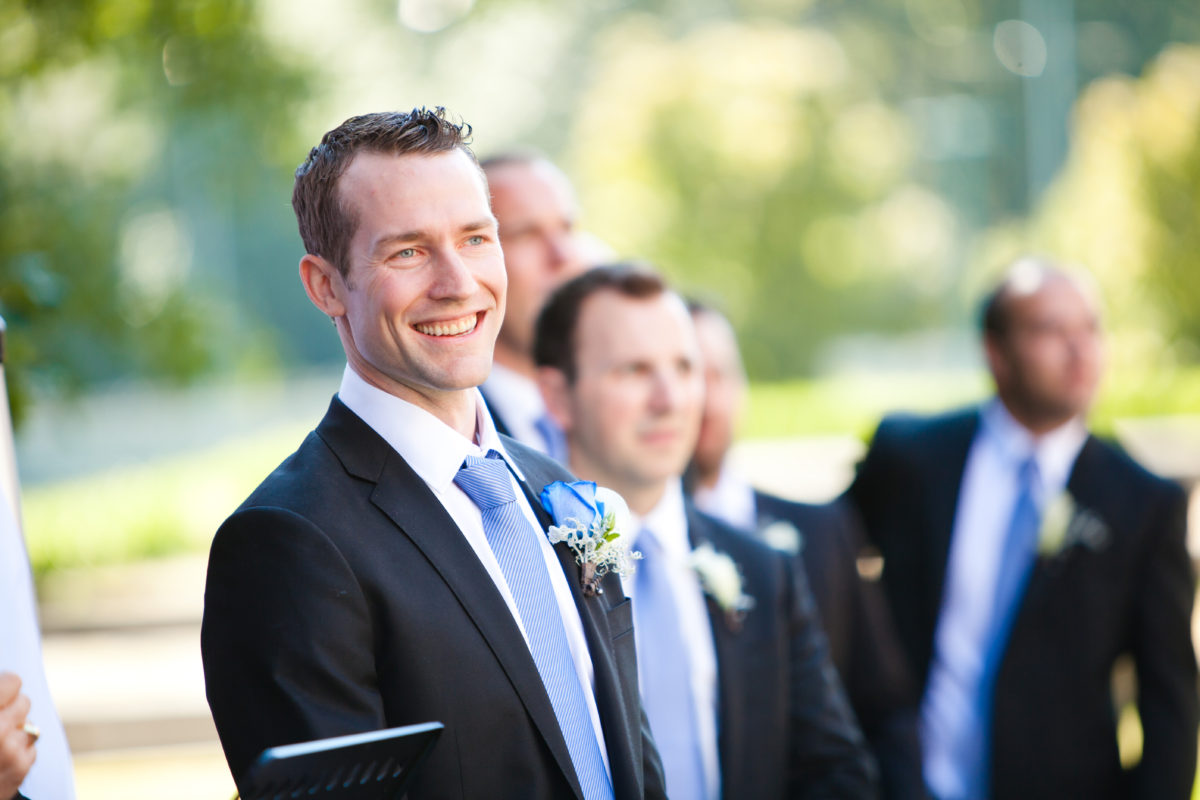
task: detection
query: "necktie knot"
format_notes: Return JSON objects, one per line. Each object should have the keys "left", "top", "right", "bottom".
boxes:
{"left": 454, "top": 451, "right": 516, "bottom": 510}
{"left": 1017, "top": 455, "right": 1040, "bottom": 490}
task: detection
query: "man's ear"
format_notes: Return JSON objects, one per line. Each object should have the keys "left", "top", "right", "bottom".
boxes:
{"left": 983, "top": 333, "right": 1009, "bottom": 389}
{"left": 299, "top": 254, "right": 348, "bottom": 318}
{"left": 537, "top": 367, "right": 573, "bottom": 431}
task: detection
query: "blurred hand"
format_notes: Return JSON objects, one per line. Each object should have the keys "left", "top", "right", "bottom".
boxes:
{"left": 0, "top": 672, "right": 35, "bottom": 800}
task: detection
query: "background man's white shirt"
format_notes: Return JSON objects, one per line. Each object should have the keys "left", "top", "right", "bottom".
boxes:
{"left": 623, "top": 480, "right": 721, "bottom": 800}
{"left": 692, "top": 466, "right": 758, "bottom": 533}
{"left": 921, "top": 399, "right": 1087, "bottom": 797}
{"left": 338, "top": 365, "right": 610, "bottom": 774}
{"left": 482, "top": 363, "right": 557, "bottom": 456}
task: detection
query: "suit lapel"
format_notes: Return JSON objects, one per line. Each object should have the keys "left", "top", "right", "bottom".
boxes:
{"left": 924, "top": 410, "right": 982, "bottom": 622}
{"left": 317, "top": 400, "right": 584, "bottom": 800}
{"left": 684, "top": 504, "right": 742, "bottom": 796}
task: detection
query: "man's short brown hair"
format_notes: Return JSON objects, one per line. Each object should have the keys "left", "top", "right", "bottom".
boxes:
{"left": 534, "top": 263, "right": 667, "bottom": 382}
{"left": 292, "top": 107, "right": 475, "bottom": 278}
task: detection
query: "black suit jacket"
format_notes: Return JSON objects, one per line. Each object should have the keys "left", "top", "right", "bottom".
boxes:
{"left": 847, "top": 407, "right": 1198, "bottom": 800}
{"left": 753, "top": 493, "right": 925, "bottom": 800}
{"left": 201, "top": 397, "right": 666, "bottom": 799}
{"left": 682, "top": 504, "right": 878, "bottom": 798}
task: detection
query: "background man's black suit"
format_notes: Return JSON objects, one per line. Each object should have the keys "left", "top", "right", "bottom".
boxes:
{"left": 681, "top": 503, "right": 877, "bottom": 798}
{"left": 202, "top": 397, "right": 667, "bottom": 800}
{"left": 847, "top": 408, "right": 1197, "bottom": 799}
{"left": 753, "top": 492, "right": 924, "bottom": 800}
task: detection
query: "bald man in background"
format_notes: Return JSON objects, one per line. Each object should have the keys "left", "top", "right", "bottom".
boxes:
{"left": 848, "top": 259, "right": 1197, "bottom": 799}
{"left": 480, "top": 154, "right": 589, "bottom": 460}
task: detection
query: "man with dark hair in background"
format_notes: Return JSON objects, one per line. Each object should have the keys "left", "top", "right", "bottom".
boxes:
{"left": 687, "top": 300, "right": 924, "bottom": 800}
{"left": 202, "top": 109, "right": 666, "bottom": 800}
{"left": 847, "top": 257, "right": 1197, "bottom": 799}
{"left": 536, "top": 263, "right": 877, "bottom": 799}
{"left": 479, "top": 153, "right": 588, "bottom": 460}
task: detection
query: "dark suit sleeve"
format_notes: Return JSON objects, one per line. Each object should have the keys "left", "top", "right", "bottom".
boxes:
{"left": 784, "top": 551, "right": 880, "bottom": 798}
{"left": 1130, "top": 482, "right": 1198, "bottom": 800}
{"left": 201, "top": 506, "right": 385, "bottom": 782}
{"left": 835, "top": 507, "right": 927, "bottom": 800}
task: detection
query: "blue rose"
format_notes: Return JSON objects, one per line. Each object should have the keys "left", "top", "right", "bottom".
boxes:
{"left": 540, "top": 480, "right": 601, "bottom": 528}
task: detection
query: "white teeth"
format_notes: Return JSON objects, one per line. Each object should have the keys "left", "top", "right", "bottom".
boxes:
{"left": 415, "top": 314, "right": 478, "bottom": 337}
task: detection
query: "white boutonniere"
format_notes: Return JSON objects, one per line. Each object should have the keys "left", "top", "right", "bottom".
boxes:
{"left": 688, "top": 543, "right": 755, "bottom": 631}
{"left": 1037, "top": 491, "right": 1112, "bottom": 558}
{"left": 541, "top": 480, "right": 641, "bottom": 597}
{"left": 759, "top": 519, "right": 803, "bottom": 555}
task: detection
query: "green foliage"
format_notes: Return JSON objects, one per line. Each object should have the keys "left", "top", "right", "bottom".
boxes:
{"left": 0, "top": 0, "right": 312, "bottom": 426}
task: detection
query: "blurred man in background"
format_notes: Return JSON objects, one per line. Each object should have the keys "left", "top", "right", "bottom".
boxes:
{"left": 480, "top": 153, "right": 588, "bottom": 460}
{"left": 536, "top": 264, "right": 876, "bottom": 799}
{"left": 686, "top": 300, "right": 924, "bottom": 800}
{"left": 847, "top": 257, "right": 1197, "bottom": 799}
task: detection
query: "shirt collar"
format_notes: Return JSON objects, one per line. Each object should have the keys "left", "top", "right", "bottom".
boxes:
{"left": 691, "top": 465, "right": 757, "bottom": 532}
{"left": 633, "top": 479, "right": 691, "bottom": 560}
{"left": 482, "top": 362, "right": 547, "bottom": 420}
{"left": 337, "top": 364, "right": 524, "bottom": 494}
{"left": 981, "top": 398, "right": 1088, "bottom": 493}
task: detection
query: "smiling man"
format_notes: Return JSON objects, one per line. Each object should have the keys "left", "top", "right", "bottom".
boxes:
{"left": 201, "top": 109, "right": 665, "bottom": 800}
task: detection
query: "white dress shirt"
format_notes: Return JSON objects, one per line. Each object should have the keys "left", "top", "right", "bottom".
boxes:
{"left": 482, "top": 363, "right": 557, "bottom": 456}
{"left": 921, "top": 399, "right": 1087, "bottom": 798}
{"left": 0, "top": 493, "right": 77, "bottom": 799}
{"left": 337, "top": 366, "right": 610, "bottom": 774}
{"left": 623, "top": 480, "right": 721, "bottom": 799}
{"left": 692, "top": 465, "right": 758, "bottom": 533}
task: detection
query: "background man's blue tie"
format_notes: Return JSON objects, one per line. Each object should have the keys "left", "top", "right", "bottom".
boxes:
{"left": 454, "top": 451, "right": 613, "bottom": 800}
{"left": 534, "top": 412, "right": 569, "bottom": 464}
{"left": 634, "top": 527, "right": 708, "bottom": 800}
{"left": 962, "top": 456, "right": 1043, "bottom": 799}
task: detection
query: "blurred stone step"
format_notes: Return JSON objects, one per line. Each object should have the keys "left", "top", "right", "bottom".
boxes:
{"left": 38, "top": 554, "right": 207, "bottom": 634}
{"left": 41, "top": 624, "right": 212, "bottom": 754}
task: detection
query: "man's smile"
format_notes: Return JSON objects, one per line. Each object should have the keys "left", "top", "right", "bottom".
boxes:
{"left": 413, "top": 312, "right": 481, "bottom": 337}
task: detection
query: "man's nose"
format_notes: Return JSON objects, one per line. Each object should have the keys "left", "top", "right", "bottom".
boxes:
{"left": 429, "top": 248, "right": 479, "bottom": 299}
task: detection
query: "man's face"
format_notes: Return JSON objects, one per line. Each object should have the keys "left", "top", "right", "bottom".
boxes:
{"left": 333, "top": 149, "right": 506, "bottom": 404}
{"left": 558, "top": 290, "right": 704, "bottom": 495}
{"left": 487, "top": 160, "right": 585, "bottom": 359}
{"left": 691, "top": 310, "right": 746, "bottom": 477}
{"left": 986, "top": 274, "right": 1104, "bottom": 431}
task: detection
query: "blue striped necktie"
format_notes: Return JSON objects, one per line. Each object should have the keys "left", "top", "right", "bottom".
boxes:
{"left": 634, "top": 527, "right": 708, "bottom": 800}
{"left": 454, "top": 450, "right": 613, "bottom": 800}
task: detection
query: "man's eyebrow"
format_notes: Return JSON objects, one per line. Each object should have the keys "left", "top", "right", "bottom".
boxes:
{"left": 371, "top": 218, "right": 498, "bottom": 255}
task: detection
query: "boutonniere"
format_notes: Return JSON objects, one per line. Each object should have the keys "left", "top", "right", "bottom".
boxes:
{"left": 758, "top": 519, "right": 803, "bottom": 555}
{"left": 541, "top": 480, "right": 641, "bottom": 597}
{"left": 688, "top": 543, "right": 755, "bottom": 631}
{"left": 1037, "top": 491, "right": 1112, "bottom": 558}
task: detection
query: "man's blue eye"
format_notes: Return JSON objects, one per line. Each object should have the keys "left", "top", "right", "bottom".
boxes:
{"left": 466, "top": 236, "right": 484, "bottom": 246}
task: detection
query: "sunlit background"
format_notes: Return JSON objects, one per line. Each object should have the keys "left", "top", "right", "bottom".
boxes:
{"left": 2, "top": 0, "right": 1199, "bottom": 796}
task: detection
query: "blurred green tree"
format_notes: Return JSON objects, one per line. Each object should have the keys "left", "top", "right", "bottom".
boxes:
{"left": 0, "top": 0, "right": 311, "bottom": 424}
